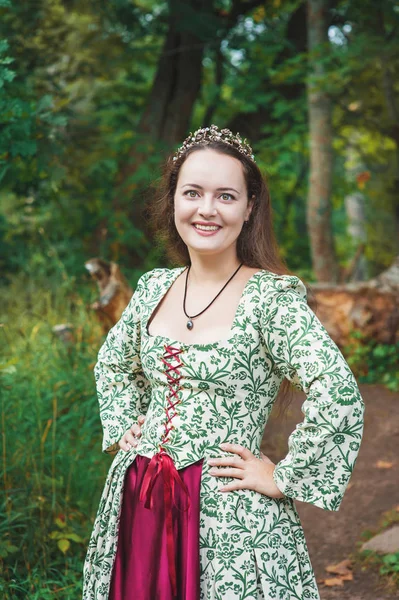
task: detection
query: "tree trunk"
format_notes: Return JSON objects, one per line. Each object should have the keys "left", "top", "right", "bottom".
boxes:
{"left": 306, "top": 0, "right": 339, "bottom": 282}
{"left": 138, "top": 0, "right": 213, "bottom": 145}
{"left": 112, "top": 0, "right": 214, "bottom": 261}
{"left": 343, "top": 138, "right": 369, "bottom": 282}
{"left": 377, "top": 8, "right": 399, "bottom": 251}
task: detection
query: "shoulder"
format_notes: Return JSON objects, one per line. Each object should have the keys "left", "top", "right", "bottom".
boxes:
{"left": 140, "top": 266, "right": 185, "bottom": 280}
{"left": 136, "top": 266, "right": 186, "bottom": 289}
{"left": 258, "top": 270, "right": 308, "bottom": 304}
{"left": 137, "top": 267, "right": 165, "bottom": 284}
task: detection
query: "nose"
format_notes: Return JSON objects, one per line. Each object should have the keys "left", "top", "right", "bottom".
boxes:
{"left": 198, "top": 194, "right": 217, "bottom": 218}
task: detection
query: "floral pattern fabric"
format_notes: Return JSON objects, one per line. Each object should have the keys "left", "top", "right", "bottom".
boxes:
{"left": 83, "top": 267, "right": 365, "bottom": 600}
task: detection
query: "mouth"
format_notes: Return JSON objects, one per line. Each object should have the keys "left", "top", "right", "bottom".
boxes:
{"left": 192, "top": 223, "right": 222, "bottom": 233}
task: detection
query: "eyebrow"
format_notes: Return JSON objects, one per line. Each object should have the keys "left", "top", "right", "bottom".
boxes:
{"left": 181, "top": 183, "right": 240, "bottom": 194}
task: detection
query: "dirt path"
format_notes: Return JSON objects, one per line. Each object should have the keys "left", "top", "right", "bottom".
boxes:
{"left": 261, "top": 383, "right": 399, "bottom": 600}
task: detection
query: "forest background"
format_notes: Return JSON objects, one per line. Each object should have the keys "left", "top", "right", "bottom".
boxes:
{"left": 0, "top": 0, "right": 398, "bottom": 598}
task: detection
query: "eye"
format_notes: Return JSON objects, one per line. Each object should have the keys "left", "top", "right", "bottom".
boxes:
{"left": 183, "top": 190, "right": 199, "bottom": 198}
{"left": 220, "top": 193, "right": 235, "bottom": 201}
{"left": 183, "top": 190, "right": 236, "bottom": 201}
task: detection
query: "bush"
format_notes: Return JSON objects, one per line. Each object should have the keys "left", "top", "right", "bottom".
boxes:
{"left": 343, "top": 330, "right": 399, "bottom": 392}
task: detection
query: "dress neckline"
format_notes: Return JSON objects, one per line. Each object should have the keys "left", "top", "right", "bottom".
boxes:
{"left": 144, "top": 267, "right": 268, "bottom": 349}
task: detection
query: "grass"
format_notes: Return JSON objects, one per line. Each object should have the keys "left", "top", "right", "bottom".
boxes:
{"left": 0, "top": 271, "right": 109, "bottom": 598}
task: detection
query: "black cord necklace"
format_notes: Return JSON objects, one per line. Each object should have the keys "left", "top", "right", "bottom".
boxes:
{"left": 183, "top": 263, "right": 244, "bottom": 330}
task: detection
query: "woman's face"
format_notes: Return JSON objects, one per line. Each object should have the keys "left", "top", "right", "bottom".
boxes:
{"left": 173, "top": 149, "right": 253, "bottom": 258}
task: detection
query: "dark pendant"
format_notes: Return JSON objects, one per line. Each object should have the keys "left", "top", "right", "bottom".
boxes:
{"left": 186, "top": 319, "right": 194, "bottom": 330}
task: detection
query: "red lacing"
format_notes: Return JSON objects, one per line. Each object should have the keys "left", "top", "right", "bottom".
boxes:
{"left": 139, "top": 343, "right": 189, "bottom": 598}
{"left": 159, "top": 344, "right": 184, "bottom": 446}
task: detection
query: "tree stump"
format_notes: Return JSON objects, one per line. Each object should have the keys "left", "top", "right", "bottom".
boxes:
{"left": 308, "top": 257, "right": 399, "bottom": 346}
{"left": 85, "top": 258, "right": 133, "bottom": 331}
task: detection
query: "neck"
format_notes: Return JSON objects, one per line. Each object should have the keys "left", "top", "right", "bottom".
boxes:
{"left": 186, "top": 251, "right": 242, "bottom": 285}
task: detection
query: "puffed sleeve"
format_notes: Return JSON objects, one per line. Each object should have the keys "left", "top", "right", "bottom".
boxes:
{"left": 94, "top": 270, "right": 153, "bottom": 454}
{"left": 261, "top": 274, "right": 365, "bottom": 511}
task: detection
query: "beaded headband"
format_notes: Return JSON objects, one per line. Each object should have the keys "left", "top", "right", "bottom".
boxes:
{"left": 172, "top": 124, "right": 256, "bottom": 163}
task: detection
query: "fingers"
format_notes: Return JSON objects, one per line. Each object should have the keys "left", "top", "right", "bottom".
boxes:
{"left": 130, "top": 423, "right": 142, "bottom": 438}
{"left": 208, "top": 443, "right": 253, "bottom": 468}
{"left": 207, "top": 444, "right": 270, "bottom": 494}
{"left": 126, "top": 430, "right": 140, "bottom": 446}
{"left": 219, "top": 480, "right": 247, "bottom": 492}
{"left": 118, "top": 435, "right": 133, "bottom": 452}
{"left": 209, "top": 467, "right": 244, "bottom": 479}
{"left": 129, "top": 415, "right": 146, "bottom": 439}
{"left": 219, "top": 442, "right": 253, "bottom": 461}
{"left": 119, "top": 418, "right": 146, "bottom": 452}
{"left": 208, "top": 455, "right": 245, "bottom": 469}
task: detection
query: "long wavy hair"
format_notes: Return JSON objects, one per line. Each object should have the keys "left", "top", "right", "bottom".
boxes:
{"left": 147, "top": 139, "right": 300, "bottom": 416}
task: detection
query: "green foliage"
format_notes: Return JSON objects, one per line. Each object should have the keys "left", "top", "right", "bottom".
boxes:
{"left": 358, "top": 507, "right": 399, "bottom": 591}
{"left": 1, "top": 0, "right": 398, "bottom": 277}
{"left": 0, "top": 33, "right": 67, "bottom": 188}
{"left": 359, "top": 549, "right": 399, "bottom": 591}
{"left": 343, "top": 330, "right": 399, "bottom": 392}
{"left": 0, "top": 272, "right": 111, "bottom": 597}
{"left": 1, "top": 565, "right": 83, "bottom": 599}
{"left": 380, "top": 552, "right": 399, "bottom": 578}
{"left": 0, "top": 0, "right": 164, "bottom": 277}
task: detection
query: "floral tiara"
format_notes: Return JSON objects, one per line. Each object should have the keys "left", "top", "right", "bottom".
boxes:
{"left": 172, "top": 124, "right": 255, "bottom": 163}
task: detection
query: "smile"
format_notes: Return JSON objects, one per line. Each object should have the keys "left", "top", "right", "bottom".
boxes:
{"left": 192, "top": 224, "right": 222, "bottom": 232}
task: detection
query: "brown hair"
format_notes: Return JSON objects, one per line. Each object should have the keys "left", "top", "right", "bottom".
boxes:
{"left": 147, "top": 139, "right": 301, "bottom": 418}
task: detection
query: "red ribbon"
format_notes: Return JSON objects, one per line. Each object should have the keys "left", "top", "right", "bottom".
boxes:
{"left": 139, "top": 449, "right": 191, "bottom": 598}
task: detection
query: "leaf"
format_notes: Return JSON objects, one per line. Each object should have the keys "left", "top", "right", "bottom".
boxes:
{"left": 65, "top": 533, "right": 83, "bottom": 543}
{"left": 57, "top": 539, "right": 70, "bottom": 554}
{"left": 0, "top": 365, "right": 16, "bottom": 375}
{"left": 375, "top": 460, "right": 394, "bottom": 469}
{"left": 325, "top": 558, "right": 353, "bottom": 575}
{"left": 55, "top": 516, "right": 67, "bottom": 529}
{"left": 324, "top": 577, "right": 345, "bottom": 587}
{"left": 321, "top": 558, "right": 353, "bottom": 586}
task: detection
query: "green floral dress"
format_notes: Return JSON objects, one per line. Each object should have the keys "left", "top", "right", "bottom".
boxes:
{"left": 82, "top": 267, "right": 365, "bottom": 600}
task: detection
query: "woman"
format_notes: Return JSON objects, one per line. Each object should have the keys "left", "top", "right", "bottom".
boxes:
{"left": 83, "top": 125, "right": 365, "bottom": 600}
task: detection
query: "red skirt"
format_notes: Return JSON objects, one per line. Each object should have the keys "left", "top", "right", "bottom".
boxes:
{"left": 109, "top": 454, "right": 204, "bottom": 600}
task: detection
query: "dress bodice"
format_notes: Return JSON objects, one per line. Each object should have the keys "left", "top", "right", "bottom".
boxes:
{"left": 137, "top": 269, "right": 278, "bottom": 467}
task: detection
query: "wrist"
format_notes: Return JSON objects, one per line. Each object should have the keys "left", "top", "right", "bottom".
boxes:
{"left": 271, "top": 466, "right": 285, "bottom": 498}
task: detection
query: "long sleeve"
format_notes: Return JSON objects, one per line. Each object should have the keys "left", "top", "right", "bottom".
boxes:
{"left": 261, "top": 274, "right": 365, "bottom": 511}
{"left": 94, "top": 271, "right": 152, "bottom": 454}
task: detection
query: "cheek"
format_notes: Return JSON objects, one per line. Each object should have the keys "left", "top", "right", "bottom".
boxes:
{"left": 174, "top": 198, "right": 195, "bottom": 221}
{"left": 222, "top": 208, "right": 247, "bottom": 228}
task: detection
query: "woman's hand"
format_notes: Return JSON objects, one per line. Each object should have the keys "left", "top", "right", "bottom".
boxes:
{"left": 118, "top": 415, "right": 146, "bottom": 452}
{"left": 208, "top": 442, "right": 285, "bottom": 499}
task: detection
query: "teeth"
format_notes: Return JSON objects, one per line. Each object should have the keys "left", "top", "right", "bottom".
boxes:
{"left": 194, "top": 224, "right": 220, "bottom": 231}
